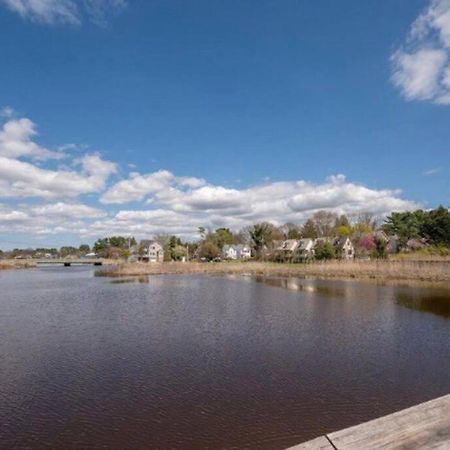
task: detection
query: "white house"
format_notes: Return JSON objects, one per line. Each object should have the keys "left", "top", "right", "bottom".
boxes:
{"left": 334, "top": 237, "right": 354, "bottom": 259}
{"left": 276, "top": 239, "right": 300, "bottom": 253}
{"left": 240, "top": 245, "right": 252, "bottom": 259}
{"left": 139, "top": 240, "right": 164, "bottom": 263}
{"left": 222, "top": 244, "right": 252, "bottom": 260}
{"left": 297, "top": 238, "right": 315, "bottom": 259}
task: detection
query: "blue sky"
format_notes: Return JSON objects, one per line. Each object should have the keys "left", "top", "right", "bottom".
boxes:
{"left": 0, "top": 0, "right": 449, "bottom": 248}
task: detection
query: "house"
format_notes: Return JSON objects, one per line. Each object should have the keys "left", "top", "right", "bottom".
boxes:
{"left": 405, "top": 238, "right": 427, "bottom": 252}
{"left": 296, "top": 238, "right": 315, "bottom": 260}
{"left": 278, "top": 239, "right": 300, "bottom": 252}
{"left": 333, "top": 237, "right": 355, "bottom": 259}
{"left": 239, "top": 245, "right": 252, "bottom": 259}
{"left": 275, "top": 239, "right": 300, "bottom": 261}
{"left": 386, "top": 235, "right": 400, "bottom": 254}
{"left": 222, "top": 244, "right": 238, "bottom": 260}
{"left": 139, "top": 240, "right": 164, "bottom": 262}
{"left": 222, "top": 244, "right": 252, "bottom": 260}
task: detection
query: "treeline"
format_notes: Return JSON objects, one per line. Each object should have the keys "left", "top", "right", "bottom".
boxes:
{"left": 194, "top": 207, "right": 450, "bottom": 260}
{"left": 2, "top": 207, "right": 448, "bottom": 261}
{"left": 1, "top": 245, "right": 92, "bottom": 259}
{"left": 382, "top": 206, "right": 450, "bottom": 247}
{"left": 194, "top": 210, "right": 380, "bottom": 260}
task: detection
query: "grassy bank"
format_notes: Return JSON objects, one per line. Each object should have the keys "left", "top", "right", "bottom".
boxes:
{"left": 100, "top": 259, "right": 450, "bottom": 284}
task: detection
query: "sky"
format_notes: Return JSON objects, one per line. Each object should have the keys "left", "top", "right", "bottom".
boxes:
{"left": 0, "top": 0, "right": 449, "bottom": 248}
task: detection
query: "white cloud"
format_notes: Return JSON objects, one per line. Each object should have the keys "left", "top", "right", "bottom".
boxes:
{"left": 0, "top": 117, "right": 64, "bottom": 160}
{"left": 0, "top": 0, "right": 127, "bottom": 26}
{"left": 0, "top": 154, "right": 116, "bottom": 199}
{"left": 423, "top": 167, "right": 442, "bottom": 175}
{"left": 100, "top": 170, "right": 206, "bottom": 204}
{"left": 0, "top": 111, "right": 421, "bottom": 242}
{"left": 0, "top": 113, "right": 116, "bottom": 200}
{"left": 91, "top": 170, "right": 421, "bottom": 239}
{"left": 1, "top": 0, "right": 80, "bottom": 24}
{"left": 392, "top": 0, "right": 450, "bottom": 104}
{"left": 0, "top": 165, "right": 420, "bottom": 240}
{"left": 30, "top": 202, "right": 106, "bottom": 218}
{"left": 0, "top": 201, "right": 106, "bottom": 236}
{"left": 0, "top": 106, "right": 15, "bottom": 119}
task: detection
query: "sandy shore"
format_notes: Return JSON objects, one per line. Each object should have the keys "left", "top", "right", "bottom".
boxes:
{"left": 100, "top": 259, "right": 450, "bottom": 284}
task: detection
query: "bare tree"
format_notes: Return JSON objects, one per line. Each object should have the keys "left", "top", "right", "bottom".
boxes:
{"left": 312, "top": 211, "right": 338, "bottom": 237}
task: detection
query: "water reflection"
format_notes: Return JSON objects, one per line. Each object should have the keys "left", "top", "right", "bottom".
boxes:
{"left": 252, "top": 276, "right": 349, "bottom": 298}
{"left": 251, "top": 275, "right": 450, "bottom": 319}
{"left": 396, "top": 290, "right": 450, "bottom": 318}
{"left": 110, "top": 276, "right": 150, "bottom": 284}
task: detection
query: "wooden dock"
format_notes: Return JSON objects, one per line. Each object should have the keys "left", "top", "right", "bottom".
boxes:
{"left": 287, "top": 393, "right": 450, "bottom": 449}
{"left": 36, "top": 260, "right": 103, "bottom": 266}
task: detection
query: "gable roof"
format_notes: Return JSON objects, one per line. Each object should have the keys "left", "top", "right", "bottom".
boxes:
{"left": 277, "top": 239, "right": 299, "bottom": 251}
{"left": 334, "top": 236, "right": 352, "bottom": 248}
{"left": 140, "top": 240, "right": 162, "bottom": 249}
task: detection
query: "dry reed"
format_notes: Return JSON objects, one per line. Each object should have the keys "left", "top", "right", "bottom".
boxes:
{"left": 102, "top": 259, "right": 450, "bottom": 283}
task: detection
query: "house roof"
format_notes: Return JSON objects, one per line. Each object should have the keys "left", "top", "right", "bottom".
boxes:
{"left": 334, "top": 236, "right": 352, "bottom": 248}
{"left": 277, "top": 239, "right": 299, "bottom": 251}
{"left": 140, "top": 240, "right": 162, "bottom": 248}
{"left": 298, "top": 238, "right": 314, "bottom": 250}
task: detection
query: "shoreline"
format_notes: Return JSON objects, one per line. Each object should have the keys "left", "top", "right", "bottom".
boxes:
{"left": 98, "top": 260, "right": 450, "bottom": 286}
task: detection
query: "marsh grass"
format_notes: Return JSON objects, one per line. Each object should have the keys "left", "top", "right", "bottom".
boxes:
{"left": 0, "top": 260, "right": 36, "bottom": 270}
{"left": 102, "top": 259, "right": 450, "bottom": 283}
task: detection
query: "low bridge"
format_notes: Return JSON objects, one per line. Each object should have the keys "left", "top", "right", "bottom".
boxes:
{"left": 36, "top": 260, "right": 103, "bottom": 267}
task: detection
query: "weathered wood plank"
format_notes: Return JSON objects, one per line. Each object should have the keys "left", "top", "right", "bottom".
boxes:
{"left": 285, "top": 436, "right": 334, "bottom": 449}
{"left": 328, "top": 394, "right": 450, "bottom": 449}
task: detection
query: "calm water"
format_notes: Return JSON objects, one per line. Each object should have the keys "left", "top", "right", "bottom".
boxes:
{"left": 1, "top": 268, "right": 450, "bottom": 449}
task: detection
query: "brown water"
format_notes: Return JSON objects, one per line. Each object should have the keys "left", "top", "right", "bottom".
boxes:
{"left": 1, "top": 267, "right": 450, "bottom": 449}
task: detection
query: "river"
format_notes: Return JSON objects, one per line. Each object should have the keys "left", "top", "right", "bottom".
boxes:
{"left": 1, "top": 267, "right": 449, "bottom": 449}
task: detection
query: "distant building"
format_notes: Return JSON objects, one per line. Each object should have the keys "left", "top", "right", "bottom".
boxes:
{"left": 276, "top": 239, "right": 300, "bottom": 254}
{"left": 139, "top": 240, "right": 164, "bottom": 263}
{"left": 405, "top": 238, "right": 427, "bottom": 252}
{"left": 222, "top": 244, "right": 252, "bottom": 260}
{"left": 386, "top": 235, "right": 400, "bottom": 254}
{"left": 297, "top": 238, "right": 315, "bottom": 260}
{"left": 333, "top": 237, "right": 354, "bottom": 259}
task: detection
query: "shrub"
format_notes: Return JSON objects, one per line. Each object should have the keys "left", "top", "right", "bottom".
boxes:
{"left": 315, "top": 242, "right": 336, "bottom": 260}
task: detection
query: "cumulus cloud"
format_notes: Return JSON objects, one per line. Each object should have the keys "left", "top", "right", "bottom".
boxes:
{"left": 89, "top": 170, "right": 421, "bottom": 239}
{"left": 100, "top": 170, "right": 206, "bottom": 204}
{"left": 392, "top": 0, "right": 450, "bottom": 104}
{"left": 0, "top": 110, "right": 421, "bottom": 242}
{"left": 0, "top": 202, "right": 106, "bottom": 236}
{"left": 0, "top": 0, "right": 127, "bottom": 26}
{"left": 30, "top": 201, "right": 106, "bottom": 219}
{"left": 0, "top": 166, "right": 420, "bottom": 240}
{"left": 0, "top": 117, "right": 64, "bottom": 160}
{"left": 0, "top": 113, "right": 116, "bottom": 200}
{"left": 0, "top": 154, "right": 116, "bottom": 199}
